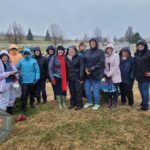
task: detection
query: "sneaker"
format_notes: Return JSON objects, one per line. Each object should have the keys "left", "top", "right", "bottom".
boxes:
{"left": 84, "top": 103, "right": 93, "bottom": 108}
{"left": 92, "top": 104, "right": 100, "bottom": 110}
{"left": 15, "top": 115, "right": 27, "bottom": 122}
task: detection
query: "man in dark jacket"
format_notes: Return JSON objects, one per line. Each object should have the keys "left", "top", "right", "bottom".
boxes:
{"left": 84, "top": 38, "right": 105, "bottom": 110}
{"left": 134, "top": 40, "right": 150, "bottom": 111}
{"left": 119, "top": 47, "right": 135, "bottom": 106}
{"left": 66, "top": 46, "right": 84, "bottom": 110}
{"left": 34, "top": 47, "right": 48, "bottom": 104}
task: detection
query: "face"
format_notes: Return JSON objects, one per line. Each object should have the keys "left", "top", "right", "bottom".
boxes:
{"left": 57, "top": 50, "right": 64, "bottom": 56}
{"left": 24, "top": 53, "right": 30, "bottom": 58}
{"left": 68, "top": 48, "right": 76, "bottom": 57}
{"left": 122, "top": 51, "right": 129, "bottom": 58}
{"left": 49, "top": 49, "right": 54, "bottom": 55}
{"left": 79, "top": 45, "right": 86, "bottom": 52}
{"left": 138, "top": 45, "right": 145, "bottom": 51}
{"left": 106, "top": 48, "right": 113, "bottom": 55}
{"left": 90, "top": 41, "right": 96, "bottom": 48}
{"left": 2, "top": 55, "right": 9, "bottom": 62}
{"left": 35, "top": 50, "right": 40, "bottom": 56}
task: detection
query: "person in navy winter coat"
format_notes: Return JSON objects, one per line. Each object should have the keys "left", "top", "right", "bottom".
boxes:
{"left": 119, "top": 47, "right": 135, "bottom": 106}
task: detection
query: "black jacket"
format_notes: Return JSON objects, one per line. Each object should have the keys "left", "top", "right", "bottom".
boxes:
{"left": 119, "top": 47, "right": 135, "bottom": 84}
{"left": 84, "top": 46, "right": 105, "bottom": 80}
{"left": 66, "top": 54, "right": 84, "bottom": 81}
{"left": 134, "top": 41, "right": 150, "bottom": 82}
{"left": 34, "top": 55, "right": 48, "bottom": 80}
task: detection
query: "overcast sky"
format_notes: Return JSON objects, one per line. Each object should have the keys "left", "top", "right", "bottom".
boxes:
{"left": 0, "top": 0, "right": 150, "bottom": 39}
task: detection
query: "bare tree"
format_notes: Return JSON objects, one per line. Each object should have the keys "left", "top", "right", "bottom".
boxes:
{"left": 83, "top": 33, "right": 89, "bottom": 44}
{"left": 6, "top": 22, "right": 24, "bottom": 44}
{"left": 49, "top": 23, "right": 64, "bottom": 46}
{"left": 93, "top": 27, "right": 102, "bottom": 43}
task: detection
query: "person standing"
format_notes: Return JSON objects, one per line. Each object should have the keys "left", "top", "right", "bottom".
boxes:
{"left": 0, "top": 50, "right": 18, "bottom": 115}
{"left": 33, "top": 47, "right": 48, "bottom": 104}
{"left": 134, "top": 40, "right": 150, "bottom": 111}
{"left": 8, "top": 44, "right": 23, "bottom": 66}
{"left": 119, "top": 47, "right": 135, "bottom": 106}
{"left": 66, "top": 46, "right": 84, "bottom": 110}
{"left": 84, "top": 38, "right": 105, "bottom": 110}
{"left": 105, "top": 44, "right": 122, "bottom": 108}
{"left": 49, "top": 46, "right": 67, "bottom": 109}
{"left": 16, "top": 48, "right": 40, "bottom": 121}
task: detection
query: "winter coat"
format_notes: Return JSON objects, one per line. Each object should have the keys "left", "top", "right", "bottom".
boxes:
{"left": 34, "top": 52, "right": 48, "bottom": 81}
{"left": 105, "top": 44, "right": 122, "bottom": 84}
{"left": 119, "top": 47, "right": 135, "bottom": 84}
{"left": 49, "top": 55, "right": 62, "bottom": 80}
{"left": 134, "top": 41, "right": 150, "bottom": 82}
{"left": 84, "top": 38, "right": 105, "bottom": 80}
{"left": 16, "top": 48, "right": 40, "bottom": 84}
{"left": 66, "top": 54, "right": 84, "bottom": 81}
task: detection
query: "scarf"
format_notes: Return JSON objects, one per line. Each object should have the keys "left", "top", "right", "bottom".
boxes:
{"left": 57, "top": 54, "right": 67, "bottom": 92}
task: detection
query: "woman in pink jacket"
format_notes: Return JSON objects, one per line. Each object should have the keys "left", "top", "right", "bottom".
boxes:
{"left": 105, "top": 44, "right": 122, "bottom": 108}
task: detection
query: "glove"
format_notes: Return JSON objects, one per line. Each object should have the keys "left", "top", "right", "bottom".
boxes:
{"left": 33, "top": 79, "right": 38, "bottom": 84}
{"left": 51, "top": 79, "right": 56, "bottom": 85}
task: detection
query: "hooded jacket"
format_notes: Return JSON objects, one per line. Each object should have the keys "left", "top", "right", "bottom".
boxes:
{"left": 0, "top": 50, "right": 17, "bottom": 92}
{"left": 66, "top": 46, "right": 84, "bottom": 81}
{"left": 33, "top": 47, "right": 48, "bottom": 80}
{"left": 46, "top": 45, "right": 56, "bottom": 63}
{"left": 119, "top": 47, "right": 135, "bottom": 84}
{"left": 16, "top": 48, "right": 40, "bottom": 84}
{"left": 84, "top": 38, "right": 105, "bottom": 80}
{"left": 9, "top": 44, "right": 23, "bottom": 66}
{"left": 134, "top": 40, "right": 150, "bottom": 82}
{"left": 105, "top": 44, "right": 122, "bottom": 83}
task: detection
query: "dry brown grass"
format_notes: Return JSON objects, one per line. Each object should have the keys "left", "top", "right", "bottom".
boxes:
{"left": 0, "top": 82, "right": 150, "bottom": 150}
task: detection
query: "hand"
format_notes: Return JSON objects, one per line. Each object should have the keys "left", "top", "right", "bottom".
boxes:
{"left": 85, "top": 68, "right": 91, "bottom": 75}
{"left": 10, "top": 71, "right": 17, "bottom": 75}
{"left": 145, "top": 72, "right": 150, "bottom": 77}
{"left": 51, "top": 79, "right": 56, "bottom": 85}
{"left": 78, "top": 80, "right": 83, "bottom": 84}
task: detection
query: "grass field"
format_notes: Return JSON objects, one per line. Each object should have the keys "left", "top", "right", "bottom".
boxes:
{"left": 0, "top": 83, "right": 150, "bottom": 150}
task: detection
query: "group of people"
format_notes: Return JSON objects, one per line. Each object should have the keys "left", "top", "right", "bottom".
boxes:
{"left": 0, "top": 38, "right": 149, "bottom": 121}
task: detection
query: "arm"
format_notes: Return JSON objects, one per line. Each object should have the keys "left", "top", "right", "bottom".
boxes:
{"left": 35, "top": 62, "right": 40, "bottom": 81}
{"left": 107, "top": 54, "right": 120, "bottom": 77}
{"left": 49, "top": 56, "right": 55, "bottom": 80}
{"left": 79, "top": 56, "right": 85, "bottom": 81}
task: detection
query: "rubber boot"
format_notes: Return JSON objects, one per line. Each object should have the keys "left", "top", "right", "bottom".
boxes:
{"left": 61, "top": 96, "right": 67, "bottom": 108}
{"left": 56, "top": 96, "right": 63, "bottom": 109}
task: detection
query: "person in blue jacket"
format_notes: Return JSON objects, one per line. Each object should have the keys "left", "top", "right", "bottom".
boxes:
{"left": 16, "top": 48, "right": 40, "bottom": 115}
{"left": 119, "top": 47, "right": 135, "bottom": 106}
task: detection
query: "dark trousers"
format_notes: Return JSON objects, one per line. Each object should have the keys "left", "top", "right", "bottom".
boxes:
{"left": 21, "top": 83, "right": 36, "bottom": 113}
{"left": 106, "top": 83, "right": 119, "bottom": 106}
{"left": 68, "top": 80, "right": 83, "bottom": 108}
{"left": 53, "top": 77, "right": 66, "bottom": 96}
{"left": 51, "top": 84, "right": 57, "bottom": 100}
{"left": 119, "top": 82, "right": 134, "bottom": 105}
{"left": 35, "top": 79, "right": 47, "bottom": 103}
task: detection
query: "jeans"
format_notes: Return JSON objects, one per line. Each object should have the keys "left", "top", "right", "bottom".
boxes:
{"left": 138, "top": 81, "right": 149, "bottom": 109}
{"left": 84, "top": 78, "right": 100, "bottom": 105}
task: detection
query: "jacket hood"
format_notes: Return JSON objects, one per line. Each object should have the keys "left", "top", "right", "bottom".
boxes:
{"left": 105, "top": 44, "right": 114, "bottom": 51}
{"left": 8, "top": 44, "right": 19, "bottom": 51}
{"left": 136, "top": 39, "right": 148, "bottom": 50}
{"left": 89, "top": 38, "right": 98, "bottom": 50}
{"left": 119, "top": 47, "right": 131, "bottom": 57}
{"left": 46, "top": 45, "right": 56, "bottom": 54}
{"left": 33, "top": 47, "right": 41, "bottom": 57}
{"left": 66, "top": 45, "right": 78, "bottom": 55}
{"left": 0, "top": 50, "right": 10, "bottom": 58}
{"left": 23, "top": 48, "right": 32, "bottom": 56}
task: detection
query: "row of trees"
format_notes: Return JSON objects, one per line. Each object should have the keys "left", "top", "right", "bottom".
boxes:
{"left": 4, "top": 22, "right": 65, "bottom": 46}
{"left": 2, "top": 22, "right": 142, "bottom": 46}
{"left": 113, "top": 26, "right": 142, "bottom": 44}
